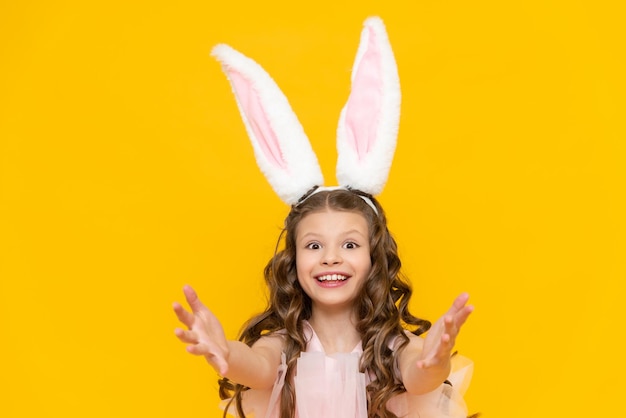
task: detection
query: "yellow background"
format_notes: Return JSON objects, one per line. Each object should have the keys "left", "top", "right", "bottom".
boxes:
{"left": 1, "top": 1, "right": 624, "bottom": 416}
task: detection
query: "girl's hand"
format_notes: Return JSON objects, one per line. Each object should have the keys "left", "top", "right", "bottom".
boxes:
{"left": 417, "top": 293, "right": 473, "bottom": 370}
{"left": 173, "top": 285, "right": 230, "bottom": 375}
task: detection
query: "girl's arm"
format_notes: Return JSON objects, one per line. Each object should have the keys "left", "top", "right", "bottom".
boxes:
{"left": 397, "top": 293, "right": 473, "bottom": 395}
{"left": 173, "top": 285, "right": 283, "bottom": 390}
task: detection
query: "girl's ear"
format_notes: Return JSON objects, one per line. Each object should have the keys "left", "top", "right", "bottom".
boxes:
{"left": 335, "top": 17, "right": 401, "bottom": 195}
{"left": 212, "top": 44, "right": 324, "bottom": 205}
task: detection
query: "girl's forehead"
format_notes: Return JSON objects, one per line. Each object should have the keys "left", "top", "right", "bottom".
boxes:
{"left": 295, "top": 210, "right": 369, "bottom": 236}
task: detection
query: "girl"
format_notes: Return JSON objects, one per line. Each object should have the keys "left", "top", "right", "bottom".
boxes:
{"left": 173, "top": 188, "right": 474, "bottom": 418}
{"left": 174, "top": 16, "right": 475, "bottom": 418}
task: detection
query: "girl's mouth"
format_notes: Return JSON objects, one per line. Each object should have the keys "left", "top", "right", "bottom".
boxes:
{"left": 316, "top": 274, "right": 348, "bottom": 282}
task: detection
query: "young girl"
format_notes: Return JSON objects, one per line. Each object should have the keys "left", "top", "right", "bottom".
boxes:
{"left": 174, "top": 17, "right": 475, "bottom": 418}
{"left": 174, "top": 188, "right": 474, "bottom": 418}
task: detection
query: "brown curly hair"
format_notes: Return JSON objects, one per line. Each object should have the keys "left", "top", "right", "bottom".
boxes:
{"left": 219, "top": 188, "right": 431, "bottom": 418}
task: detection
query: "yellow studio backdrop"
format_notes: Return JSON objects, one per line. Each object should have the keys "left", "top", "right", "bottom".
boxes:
{"left": 1, "top": 1, "right": 624, "bottom": 417}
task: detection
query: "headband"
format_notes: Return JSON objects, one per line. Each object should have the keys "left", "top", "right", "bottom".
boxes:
{"left": 299, "top": 186, "right": 379, "bottom": 215}
{"left": 211, "top": 17, "right": 400, "bottom": 212}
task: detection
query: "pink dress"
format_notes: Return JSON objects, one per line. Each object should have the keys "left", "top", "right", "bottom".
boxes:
{"left": 222, "top": 322, "right": 473, "bottom": 418}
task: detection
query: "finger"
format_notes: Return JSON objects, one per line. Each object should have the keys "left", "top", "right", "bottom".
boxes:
{"left": 441, "top": 293, "right": 470, "bottom": 323}
{"left": 186, "top": 344, "right": 230, "bottom": 375}
{"left": 174, "top": 328, "right": 199, "bottom": 344}
{"left": 417, "top": 335, "right": 454, "bottom": 370}
{"left": 443, "top": 314, "right": 458, "bottom": 335}
{"left": 442, "top": 313, "right": 463, "bottom": 344}
{"left": 450, "top": 292, "right": 470, "bottom": 312}
{"left": 183, "top": 285, "right": 209, "bottom": 313}
{"left": 443, "top": 306, "right": 474, "bottom": 347}
{"left": 436, "top": 331, "right": 454, "bottom": 354}
{"left": 453, "top": 305, "right": 474, "bottom": 329}
{"left": 416, "top": 357, "right": 435, "bottom": 369}
{"left": 173, "top": 302, "right": 195, "bottom": 328}
{"left": 186, "top": 342, "right": 211, "bottom": 356}
{"left": 207, "top": 354, "right": 230, "bottom": 376}
{"left": 417, "top": 350, "right": 447, "bottom": 370}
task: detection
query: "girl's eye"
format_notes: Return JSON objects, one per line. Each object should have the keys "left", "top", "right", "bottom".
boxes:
{"left": 343, "top": 241, "right": 359, "bottom": 249}
{"left": 306, "top": 242, "right": 321, "bottom": 250}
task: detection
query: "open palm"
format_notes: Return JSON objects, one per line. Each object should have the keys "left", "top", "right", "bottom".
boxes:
{"left": 417, "top": 293, "right": 473, "bottom": 370}
{"left": 173, "top": 285, "right": 230, "bottom": 375}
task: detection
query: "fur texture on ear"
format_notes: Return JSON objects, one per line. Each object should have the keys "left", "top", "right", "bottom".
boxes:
{"left": 211, "top": 44, "right": 324, "bottom": 205}
{"left": 212, "top": 16, "right": 400, "bottom": 205}
{"left": 335, "top": 16, "right": 401, "bottom": 195}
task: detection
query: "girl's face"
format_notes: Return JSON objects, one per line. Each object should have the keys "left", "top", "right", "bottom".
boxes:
{"left": 295, "top": 209, "right": 372, "bottom": 312}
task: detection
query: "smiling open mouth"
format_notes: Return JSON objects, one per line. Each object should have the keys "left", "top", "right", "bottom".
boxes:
{"left": 316, "top": 274, "right": 348, "bottom": 282}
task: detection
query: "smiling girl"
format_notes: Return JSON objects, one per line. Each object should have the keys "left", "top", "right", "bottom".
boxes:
{"left": 173, "top": 16, "right": 475, "bottom": 418}
{"left": 174, "top": 189, "right": 474, "bottom": 418}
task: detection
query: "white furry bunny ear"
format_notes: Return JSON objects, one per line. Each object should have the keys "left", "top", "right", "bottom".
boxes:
{"left": 211, "top": 44, "right": 324, "bottom": 205}
{"left": 336, "top": 17, "right": 401, "bottom": 195}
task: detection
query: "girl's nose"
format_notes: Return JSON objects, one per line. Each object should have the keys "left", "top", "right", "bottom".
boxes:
{"left": 322, "top": 249, "right": 342, "bottom": 265}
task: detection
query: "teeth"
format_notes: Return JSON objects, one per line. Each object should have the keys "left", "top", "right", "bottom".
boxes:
{"left": 317, "top": 274, "right": 348, "bottom": 282}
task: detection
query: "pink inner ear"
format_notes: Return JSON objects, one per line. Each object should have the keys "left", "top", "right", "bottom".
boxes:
{"left": 344, "top": 27, "right": 383, "bottom": 161}
{"left": 228, "top": 70, "right": 287, "bottom": 169}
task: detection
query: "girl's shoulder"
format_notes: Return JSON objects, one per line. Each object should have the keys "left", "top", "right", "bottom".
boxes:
{"left": 252, "top": 329, "right": 287, "bottom": 346}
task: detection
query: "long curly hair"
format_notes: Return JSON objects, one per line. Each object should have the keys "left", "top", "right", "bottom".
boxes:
{"left": 219, "top": 188, "right": 431, "bottom": 418}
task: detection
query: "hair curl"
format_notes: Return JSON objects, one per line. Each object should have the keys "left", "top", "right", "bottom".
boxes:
{"left": 219, "top": 188, "right": 431, "bottom": 418}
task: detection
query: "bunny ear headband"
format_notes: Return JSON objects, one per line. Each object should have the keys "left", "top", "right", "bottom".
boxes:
{"left": 211, "top": 16, "right": 400, "bottom": 213}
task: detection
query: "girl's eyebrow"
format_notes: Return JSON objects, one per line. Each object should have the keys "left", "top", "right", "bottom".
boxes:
{"left": 341, "top": 229, "right": 368, "bottom": 238}
{"left": 297, "top": 232, "right": 321, "bottom": 241}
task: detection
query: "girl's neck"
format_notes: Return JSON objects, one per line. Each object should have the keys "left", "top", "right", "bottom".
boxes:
{"left": 307, "top": 308, "right": 360, "bottom": 354}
